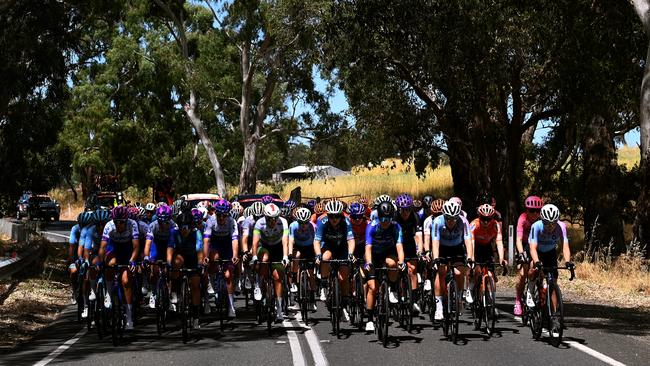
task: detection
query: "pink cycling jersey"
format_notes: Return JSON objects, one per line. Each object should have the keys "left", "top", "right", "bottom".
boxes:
{"left": 516, "top": 213, "right": 537, "bottom": 247}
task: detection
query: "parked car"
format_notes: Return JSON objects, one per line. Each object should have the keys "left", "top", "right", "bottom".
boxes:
{"left": 85, "top": 191, "right": 125, "bottom": 210}
{"left": 18, "top": 195, "right": 60, "bottom": 221}
{"left": 178, "top": 193, "right": 222, "bottom": 210}
{"left": 16, "top": 191, "right": 33, "bottom": 219}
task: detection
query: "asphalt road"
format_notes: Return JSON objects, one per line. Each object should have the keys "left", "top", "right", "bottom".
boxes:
{"left": 1, "top": 288, "right": 647, "bottom": 366}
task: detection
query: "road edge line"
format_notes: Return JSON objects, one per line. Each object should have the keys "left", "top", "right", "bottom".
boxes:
{"left": 500, "top": 309, "right": 626, "bottom": 366}
{"left": 32, "top": 327, "right": 87, "bottom": 366}
{"left": 282, "top": 318, "right": 306, "bottom": 366}
{"left": 294, "top": 312, "right": 329, "bottom": 366}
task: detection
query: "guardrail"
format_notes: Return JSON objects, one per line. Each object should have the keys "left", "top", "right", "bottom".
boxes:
{"left": 0, "top": 219, "right": 52, "bottom": 280}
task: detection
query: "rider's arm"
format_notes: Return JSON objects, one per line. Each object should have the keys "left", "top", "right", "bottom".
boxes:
{"left": 288, "top": 223, "right": 295, "bottom": 255}
{"left": 313, "top": 219, "right": 324, "bottom": 257}
{"left": 516, "top": 214, "right": 525, "bottom": 254}
{"left": 528, "top": 225, "right": 540, "bottom": 264}
{"left": 241, "top": 221, "right": 250, "bottom": 253}
{"left": 559, "top": 222, "right": 571, "bottom": 263}
{"left": 202, "top": 219, "right": 212, "bottom": 260}
{"left": 345, "top": 218, "right": 355, "bottom": 255}
{"left": 495, "top": 222, "right": 505, "bottom": 263}
{"left": 130, "top": 221, "right": 140, "bottom": 262}
{"left": 364, "top": 223, "right": 373, "bottom": 264}
{"left": 463, "top": 219, "right": 473, "bottom": 260}
{"left": 431, "top": 218, "right": 440, "bottom": 259}
{"left": 395, "top": 225, "right": 405, "bottom": 264}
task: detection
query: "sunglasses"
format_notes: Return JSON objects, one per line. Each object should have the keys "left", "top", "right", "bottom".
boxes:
{"left": 528, "top": 208, "right": 541, "bottom": 213}
{"left": 350, "top": 214, "right": 364, "bottom": 221}
{"left": 399, "top": 208, "right": 411, "bottom": 213}
{"left": 114, "top": 219, "right": 127, "bottom": 225}
{"left": 216, "top": 213, "right": 228, "bottom": 218}
{"left": 542, "top": 219, "right": 555, "bottom": 226}
{"left": 444, "top": 215, "right": 455, "bottom": 221}
{"left": 379, "top": 217, "right": 392, "bottom": 223}
{"left": 180, "top": 224, "right": 191, "bottom": 231}
{"left": 480, "top": 216, "right": 492, "bottom": 222}
{"left": 328, "top": 214, "right": 342, "bottom": 220}
{"left": 267, "top": 217, "right": 278, "bottom": 222}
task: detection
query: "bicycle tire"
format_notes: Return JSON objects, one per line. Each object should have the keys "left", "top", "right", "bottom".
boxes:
{"left": 111, "top": 288, "right": 122, "bottom": 347}
{"left": 354, "top": 273, "right": 364, "bottom": 329}
{"left": 548, "top": 281, "right": 564, "bottom": 347}
{"left": 382, "top": 279, "right": 390, "bottom": 347}
{"left": 156, "top": 278, "right": 164, "bottom": 335}
{"left": 181, "top": 278, "right": 189, "bottom": 343}
{"left": 330, "top": 274, "right": 340, "bottom": 337}
{"left": 376, "top": 280, "right": 386, "bottom": 343}
{"left": 300, "top": 269, "right": 309, "bottom": 325}
{"left": 472, "top": 279, "right": 482, "bottom": 331}
{"left": 448, "top": 277, "right": 459, "bottom": 344}
{"left": 484, "top": 275, "right": 496, "bottom": 337}
{"left": 266, "top": 276, "right": 274, "bottom": 335}
{"left": 95, "top": 282, "right": 104, "bottom": 339}
{"left": 528, "top": 281, "right": 543, "bottom": 340}
{"left": 77, "top": 288, "right": 84, "bottom": 323}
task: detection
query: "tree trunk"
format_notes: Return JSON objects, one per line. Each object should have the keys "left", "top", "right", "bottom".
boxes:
{"left": 239, "top": 138, "right": 258, "bottom": 194}
{"left": 584, "top": 116, "right": 626, "bottom": 258}
{"left": 185, "top": 91, "right": 226, "bottom": 196}
{"left": 634, "top": 35, "right": 650, "bottom": 258}
{"left": 65, "top": 175, "right": 78, "bottom": 202}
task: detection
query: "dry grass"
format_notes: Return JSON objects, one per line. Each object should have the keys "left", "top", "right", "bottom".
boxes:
{"left": 270, "top": 159, "right": 454, "bottom": 200}
{"left": 49, "top": 186, "right": 152, "bottom": 221}
{"left": 0, "top": 278, "right": 68, "bottom": 350}
{"left": 618, "top": 145, "right": 640, "bottom": 169}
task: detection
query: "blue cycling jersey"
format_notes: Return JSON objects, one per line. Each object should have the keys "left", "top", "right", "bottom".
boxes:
{"left": 289, "top": 221, "right": 315, "bottom": 247}
{"left": 365, "top": 220, "right": 403, "bottom": 252}
{"left": 431, "top": 215, "right": 471, "bottom": 247}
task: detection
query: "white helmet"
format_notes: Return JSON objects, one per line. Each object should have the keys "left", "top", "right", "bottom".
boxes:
{"left": 198, "top": 207, "right": 208, "bottom": 219}
{"left": 449, "top": 196, "right": 462, "bottom": 207}
{"left": 264, "top": 203, "right": 281, "bottom": 218}
{"left": 251, "top": 201, "right": 265, "bottom": 217}
{"left": 477, "top": 204, "right": 495, "bottom": 218}
{"left": 540, "top": 204, "right": 560, "bottom": 223}
{"left": 374, "top": 194, "right": 392, "bottom": 207}
{"left": 145, "top": 203, "right": 156, "bottom": 212}
{"left": 325, "top": 200, "right": 344, "bottom": 215}
{"left": 294, "top": 207, "right": 311, "bottom": 222}
{"left": 243, "top": 206, "right": 252, "bottom": 218}
{"left": 442, "top": 200, "right": 462, "bottom": 217}
{"left": 231, "top": 201, "right": 242, "bottom": 211}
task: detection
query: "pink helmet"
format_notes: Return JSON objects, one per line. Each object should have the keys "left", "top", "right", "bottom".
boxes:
{"left": 449, "top": 197, "right": 462, "bottom": 207}
{"left": 525, "top": 196, "right": 544, "bottom": 209}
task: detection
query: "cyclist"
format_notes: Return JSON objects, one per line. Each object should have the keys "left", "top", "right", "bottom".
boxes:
{"left": 468, "top": 204, "right": 506, "bottom": 301}
{"left": 241, "top": 201, "right": 265, "bottom": 258}
{"left": 370, "top": 194, "right": 392, "bottom": 221}
{"left": 144, "top": 203, "right": 156, "bottom": 223}
{"left": 251, "top": 203, "right": 290, "bottom": 322}
{"left": 419, "top": 195, "right": 434, "bottom": 221}
{"left": 288, "top": 207, "right": 317, "bottom": 310}
{"left": 364, "top": 201, "right": 404, "bottom": 332}
{"left": 431, "top": 200, "right": 473, "bottom": 321}
{"left": 168, "top": 211, "right": 203, "bottom": 329}
{"left": 203, "top": 199, "right": 239, "bottom": 317}
{"left": 282, "top": 200, "right": 297, "bottom": 224}
{"left": 348, "top": 202, "right": 368, "bottom": 260}
{"left": 422, "top": 198, "right": 445, "bottom": 292}
{"left": 513, "top": 195, "right": 543, "bottom": 316}
{"left": 314, "top": 200, "right": 355, "bottom": 306}
{"left": 476, "top": 193, "right": 502, "bottom": 222}
{"left": 99, "top": 206, "right": 140, "bottom": 330}
{"left": 394, "top": 193, "right": 423, "bottom": 314}
{"left": 143, "top": 205, "right": 175, "bottom": 309}
{"left": 79, "top": 210, "right": 108, "bottom": 318}
{"left": 527, "top": 204, "right": 574, "bottom": 308}
{"left": 449, "top": 196, "right": 468, "bottom": 218}
{"left": 68, "top": 212, "right": 90, "bottom": 304}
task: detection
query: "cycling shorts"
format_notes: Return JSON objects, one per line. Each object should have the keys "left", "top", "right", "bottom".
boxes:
{"left": 474, "top": 245, "right": 495, "bottom": 264}
{"left": 439, "top": 245, "right": 465, "bottom": 260}
{"left": 173, "top": 248, "right": 199, "bottom": 269}
{"left": 538, "top": 250, "right": 558, "bottom": 278}
{"left": 321, "top": 244, "right": 348, "bottom": 260}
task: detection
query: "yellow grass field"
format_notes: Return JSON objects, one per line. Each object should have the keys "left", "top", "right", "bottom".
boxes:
{"left": 618, "top": 145, "right": 640, "bottom": 169}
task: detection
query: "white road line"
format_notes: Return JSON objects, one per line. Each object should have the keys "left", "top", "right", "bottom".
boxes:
{"left": 294, "top": 312, "right": 329, "bottom": 366}
{"left": 501, "top": 310, "right": 626, "bottom": 366}
{"left": 282, "top": 319, "right": 306, "bottom": 366}
{"left": 39, "top": 231, "right": 69, "bottom": 240}
{"left": 33, "top": 327, "right": 87, "bottom": 366}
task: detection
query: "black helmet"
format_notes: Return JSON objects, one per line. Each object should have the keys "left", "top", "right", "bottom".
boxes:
{"left": 177, "top": 211, "right": 194, "bottom": 226}
{"left": 422, "top": 195, "right": 434, "bottom": 208}
{"left": 377, "top": 201, "right": 395, "bottom": 219}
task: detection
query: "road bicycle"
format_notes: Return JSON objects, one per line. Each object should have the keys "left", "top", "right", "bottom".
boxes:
{"left": 373, "top": 266, "right": 400, "bottom": 348}
{"left": 294, "top": 258, "right": 316, "bottom": 325}
{"left": 322, "top": 259, "right": 350, "bottom": 338}
{"left": 526, "top": 264, "right": 575, "bottom": 347}
{"left": 470, "top": 261, "right": 507, "bottom": 337}
{"left": 175, "top": 266, "right": 203, "bottom": 343}
{"left": 437, "top": 257, "right": 468, "bottom": 344}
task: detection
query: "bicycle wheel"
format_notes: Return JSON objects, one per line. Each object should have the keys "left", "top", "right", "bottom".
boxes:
{"left": 382, "top": 280, "right": 390, "bottom": 347}
{"left": 528, "top": 281, "right": 542, "bottom": 340}
{"left": 483, "top": 275, "right": 496, "bottom": 337}
{"left": 548, "top": 281, "right": 564, "bottom": 347}
{"left": 181, "top": 278, "right": 189, "bottom": 343}
{"left": 472, "top": 280, "right": 482, "bottom": 331}
{"left": 87, "top": 297, "right": 94, "bottom": 331}
{"left": 448, "top": 278, "right": 459, "bottom": 343}
{"left": 111, "top": 288, "right": 122, "bottom": 347}
{"left": 354, "top": 273, "right": 365, "bottom": 329}
{"left": 156, "top": 279, "right": 164, "bottom": 335}
{"left": 376, "top": 281, "right": 386, "bottom": 343}
{"left": 267, "top": 277, "right": 274, "bottom": 335}
{"left": 95, "top": 281, "right": 104, "bottom": 339}
{"left": 330, "top": 275, "right": 340, "bottom": 337}
{"left": 300, "top": 269, "right": 309, "bottom": 325}
{"left": 76, "top": 287, "right": 84, "bottom": 323}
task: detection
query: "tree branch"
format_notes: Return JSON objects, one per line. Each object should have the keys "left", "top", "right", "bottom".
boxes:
{"left": 523, "top": 108, "right": 563, "bottom": 130}
{"left": 390, "top": 59, "right": 444, "bottom": 119}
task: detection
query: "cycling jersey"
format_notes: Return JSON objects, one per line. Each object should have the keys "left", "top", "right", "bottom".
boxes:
{"left": 350, "top": 219, "right": 368, "bottom": 245}
{"left": 365, "top": 220, "right": 403, "bottom": 253}
{"left": 528, "top": 221, "right": 568, "bottom": 253}
{"left": 289, "top": 221, "right": 315, "bottom": 247}
{"left": 431, "top": 215, "right": 471, "bottom": 247}
{"left": 168, "top": 228, "right": 202, "bottom": 268}
{"left": 203, "top": 216, "right": 238, "bottom": 255}
{"left": 102, "top": 219, "right": 140, "bottom": 244}
{"left": 69, "top": 224, "right": 82, "bottom": 245}
{"left": 469, "top": 218, "right": 502, "bottom": 246}
{"left": 81, "top": 225, "right": 101, "bottom": 252}
{"left": 395, "top": 212, "right": 422, "bottom": 256}
{"left": 369, "top": 209, "right": 378, "bottom": 222}
{"left": 423, "top": 216, "right": 434, "bottom": 237}
{"left": 315, "top": 217, "right": 354, "bottom": 249}
{"left": 146, "top": 220, "right": 176, "bottom": 261}
{"left": 516, "top": 213, "right": 538, "bottom": 248}
{"left": 254, "top": 217, "right": 289, "bottom": 247}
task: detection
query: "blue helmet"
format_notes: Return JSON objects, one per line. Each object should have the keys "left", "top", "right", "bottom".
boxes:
{"left": 348, "top": 202, "right": 366, "bottom": 216}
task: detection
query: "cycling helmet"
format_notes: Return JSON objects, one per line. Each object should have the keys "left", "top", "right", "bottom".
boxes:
{"left": 359, "top": 197, "right": 370, "bottom": 207}
{"left": 243, "top": 206, "right": 253, "bottom": 218}
{"left": 80, "top": 212, "right": 94, "bottom": 227}
{"left": 191, "top": 208, "right": 203, "bottom": 223}
{"left": 177, "top": 211, "right": 194, "bottom": 226}
{"left": 431, "top": 199, "right": 445, "bottom": 214}
{"left": 251, "top": 201, "right": 265, "bottom": 217}
{"left": 540, "top": 204, "right": 560, "bottom": 222}
{"left": 230, "top": 204, "right": 243, "bottom": 217}
{"left": 92, "top": 209, "right": 110, "bottom": 224}
{"left": 126, "top": 206, "right": 138, "bottom": 220}
{"left": 449, "top": 197, "right": 462, "bottom": 207}
{"left": 348, "top": 202, "right": 366, "bottom": 216}
{"left": 170, "top": 204, "right": 179, "bottom": 216}
{"left": 231, "top": 201, "right": 242, "bottom": 211}
{"left": 214, "top": 199, "right": 231, "bottom": 215}
{"left": 325, "top": 200, "right": 344, "bottom": 215}
{"left": 111, "top": 206, "right": 129, "bottom": 220}
{"left": 145, "top": 203, "right": 156, "bottom": 212}
{"left": 156, "top": 202, "right": 166, "bottom": 209}
{"left": 284, "top": 199, "right": 297, "bottom": 211}
{"left": 280, "top": 206, "right": 292, "bottom": 218}
{"left": 422, "top": 195, "right": 434, "bottom": 208}
{"left": 307, "top": 200, "right": 316, "bottom": 210}
{"left": 377, "top": 201, "right": 395, "bottom": 219}
{"left": 156, "top": 205, "right": 172, "bottom": 222}
{"left": 77, "top": 212, "right": 86, "bottom": 227}
{"left": 264, "top": 203, "right": 281, "bottom": 218}
{"left": 198, "top": 206, "right": 208, "bottom": 220}
{"left": 314, "top": 202, "right": 325, "bottom": 215}
{"left": 442, "top": 200, "right": 462, "bottom": 217}
{"left": 137, "top": 206, "right": 146, "bottom": 218}
{"left": 395, "top": 194, "right": 414, "bottom": 209}
{"left": 477, "top": 204, "right": 495, "bottom": 218}
{"left": 413, "top": 199, "right": 422, "bottom": 209}
{"left": 261, "top": 195, "right": 274, "bottom": 204}
{"left": 294, "top": 207, "right": 311, "bottom": 222}
{"left": 525, "top": 196, "right": 544, "bottom": 209}
{"left": 374, "top": 194, "right": 392, "bottom": 207}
